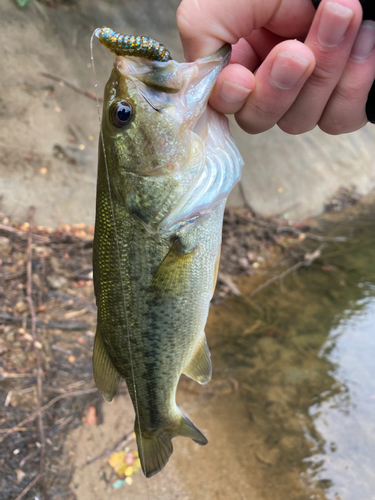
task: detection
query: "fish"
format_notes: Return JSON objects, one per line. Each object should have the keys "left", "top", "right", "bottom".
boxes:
{"left": 92, "top": 27, "right": 243, "bottom": 478}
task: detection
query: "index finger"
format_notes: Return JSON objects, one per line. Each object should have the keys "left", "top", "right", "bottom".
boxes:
{"left": 176, "top": 0, "right": 316, "bottom": 60}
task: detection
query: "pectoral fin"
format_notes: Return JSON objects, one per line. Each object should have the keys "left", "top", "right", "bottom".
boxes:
{"left": 93, "top": 327, "right": 121, "bottom": 402}
{"left": 183, "top": 334, "right": 212, "bottom": 384}
{"left": 151, "top": 241, "right": 195, "bottom": 297}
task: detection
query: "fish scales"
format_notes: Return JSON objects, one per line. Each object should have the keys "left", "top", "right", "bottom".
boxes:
{"left": 93, "top": 30, "right": 243, "bottom": 477}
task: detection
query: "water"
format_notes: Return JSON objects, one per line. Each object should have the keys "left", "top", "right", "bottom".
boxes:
{"left": 175, "top": 203, "right": 375, "bottom": 500}
{"left": 306, "top": 297, "right": 375, "bottom": 500}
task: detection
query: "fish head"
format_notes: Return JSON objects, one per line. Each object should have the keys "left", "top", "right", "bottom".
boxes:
{"left": 100, "top": 44, "right": 231, "bottom": 179}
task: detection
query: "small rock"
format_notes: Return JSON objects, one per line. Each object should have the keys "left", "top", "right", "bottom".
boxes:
{"left": 14, "top": 301, "right": 29, "bottom": 314}
{"left": 255, "top": 446, "right": 280, "bottom": 466}
{"left": 16, "top": 469, "right": 25, "bottom": 483}
{"left": 247, "top": 251, "right": 257, "bottom": 262}
{"left": 238, "top": 257, "right": 249, "bottom": 269}
{"left": 85, "top": 406, "right": 97, "bottom": 425}
{"left": 47, "top": 275, "right": 67, "bottom": 290}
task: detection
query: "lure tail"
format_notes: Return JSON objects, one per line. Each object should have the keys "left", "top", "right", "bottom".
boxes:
{"left": 135, "top": 412, "right": 208, "bottom": 478}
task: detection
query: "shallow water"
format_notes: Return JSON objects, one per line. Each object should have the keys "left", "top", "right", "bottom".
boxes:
{"left": 73, "top": 203, "right": 375, "bottom": 500}
{"left": 195, "top": 205, "right": 375, "bottom": 500}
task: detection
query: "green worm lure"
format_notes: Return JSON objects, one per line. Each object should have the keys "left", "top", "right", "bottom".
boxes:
{"left": 95, "top": 27, "right": 172, "bottom": 62}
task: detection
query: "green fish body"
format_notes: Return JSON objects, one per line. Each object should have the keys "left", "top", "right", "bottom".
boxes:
{"left": 93, "top": 42, "right": 243, "bottom": 477}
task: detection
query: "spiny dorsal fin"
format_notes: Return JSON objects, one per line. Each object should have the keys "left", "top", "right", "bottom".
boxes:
{"left": 183, "top": 334, "right": 212, "bottom": 384}
{"left": 93, "top": 327, "right": 121, "bottom": 402}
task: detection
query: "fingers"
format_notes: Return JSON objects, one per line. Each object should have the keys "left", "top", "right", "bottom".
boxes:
{"left": 209, "top": 64, "right": 255, "bottom": 115}
{"left": 208, "top": 38, "right": 259, "bottom": 115}
{"left": 176, "top": 0, "right": 314, "bottom": 61}
{"left": 319, "top": 20, "right": 375, "bottom": 133}
{"left": 233, "top": 40, "right": 315, "bottom": 133}
{"left": 178, "top": 0, "right": 372, "bottom": 136}
{"left": 278, "top": 0, "right": 363, "bottom": 134}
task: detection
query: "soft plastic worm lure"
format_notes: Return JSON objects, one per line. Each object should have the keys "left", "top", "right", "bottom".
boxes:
{"left": 95, "top": 27, "right": 172, "bottom": 62}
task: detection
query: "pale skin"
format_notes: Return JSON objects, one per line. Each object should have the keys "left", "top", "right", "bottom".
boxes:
{"left": 177, "top": 0, "right": 375, "bottom": 134}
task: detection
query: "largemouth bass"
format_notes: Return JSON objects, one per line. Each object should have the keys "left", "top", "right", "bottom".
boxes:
{"left": 92, "top": 28, "right": 243, "bottom": 478}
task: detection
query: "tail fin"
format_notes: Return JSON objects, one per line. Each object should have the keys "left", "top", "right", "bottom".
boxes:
{"left": 135, "top": 413, "right": 208, "bottom": 478}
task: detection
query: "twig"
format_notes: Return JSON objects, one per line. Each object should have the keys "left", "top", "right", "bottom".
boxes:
{"left": 0, "top": 371, "right": 37, "bottom": 379}
{"left": 0, "top": 223, "right": 50, "bottom": 243}
{"left": 25, "top": 207, "right": 48, "bottom": 500}
{"left": 275, "top": 225, "right": 347, "bottom": 242}
{"left": 218, "top": 272, "right": 241, "bottom": 296}
{"left": 0, "top": 388, "right": 98, "bottom": 440}
{"left": 66, "top": 266, "right": 93, "bottom": 279}
{"left": 0, "top": 312, "right": 91, "bottom": 331}
{"left": 84, "top": 433, "right": 135, "bottom": 467}
{"left": 4, "top": 270, "right": 26, "bottom": 281}
{"left": 234, "top": 213, "right": 346, "bottom": 242}
{"left": 248, "top": 246, "right": 324, "bottom": 298}
{"left": 39, "top": 72, "right": 103, "bottom": 102}
{"left": 13, "top": 473, "right": 41, "bottom": 500}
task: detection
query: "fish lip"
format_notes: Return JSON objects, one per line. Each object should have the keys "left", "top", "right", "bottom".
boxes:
{"left": 116, "top": 56, "right": 183, "bottom": 93}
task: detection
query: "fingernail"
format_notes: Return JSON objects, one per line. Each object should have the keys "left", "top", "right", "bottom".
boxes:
{"left": 220, "top": 80, "right": 251, "bottom": 104}
{"left": 317, "top": 2, "right": 354, "bottom": 48}
{"left": 351, "top": 20, "right": 375, "bottom": 60}
{"left": 269, "top": 51, "right": 310, "bottom": 90}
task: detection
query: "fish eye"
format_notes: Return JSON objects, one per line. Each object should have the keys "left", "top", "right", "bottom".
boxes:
{"left": 111, "top": 100, "right": 133, "bottom": 127}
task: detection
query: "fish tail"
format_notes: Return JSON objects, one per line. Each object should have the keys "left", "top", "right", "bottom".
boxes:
{"left": 135, "top": 412, "right": 208, "bottom": 478}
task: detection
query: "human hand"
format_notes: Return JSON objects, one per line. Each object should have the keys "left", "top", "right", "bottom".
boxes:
{"left": 177, "top": 0, "right": 375, "bottom": 134}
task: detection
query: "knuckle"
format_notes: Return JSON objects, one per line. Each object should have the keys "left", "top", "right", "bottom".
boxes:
{"left": 307, "top": 64, "right": 335, "bottom": 88}
{"left": 235, "top": 113, "right": 271, "bottom": 134}
{"left": 278, "top": 118, "right": 315, "bottom": 135}
{"left": 318, "top": 84, "right": 368, "bottom": 134}
{"left": 176, "top": 1, "right": 197, "bottom": 34}
{"left": 331, "top": 80, "right": 365, "bottom": 107}
{"left": 250, "top": 96, "right": 283, "bottom": 120}
{"left": 318, "top": 113, "right": 364, "bottom": 134}
{"left": 318, "top": 121, "right": 343, "bottom": 134}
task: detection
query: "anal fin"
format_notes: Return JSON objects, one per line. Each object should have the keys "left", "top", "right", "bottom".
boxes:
{"left": 93, "top": 327, "right": 120, "bottom": 402}
{"left": 183, "top": 334, "right": 212, "bottom": 384}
